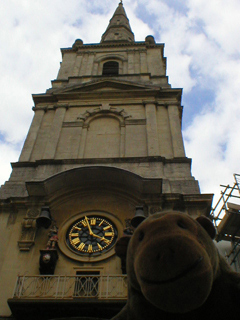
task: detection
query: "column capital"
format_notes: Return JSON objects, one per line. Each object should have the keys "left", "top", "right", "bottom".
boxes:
{"left": 54, "top": 103, "right": 69, "bottom": 109}
{"left": 32, "top": 106, "right": 47, "bottom": 112}
{"left": 142, "top": 100, "right": 157, "bottom": 106}
{"left": 158, "top": 102, "right": 181, "bottom": 107}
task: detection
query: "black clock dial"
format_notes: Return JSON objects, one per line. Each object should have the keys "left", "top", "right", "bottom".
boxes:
{"left": 66, "top": 215, "right": 118, "bottom": 256}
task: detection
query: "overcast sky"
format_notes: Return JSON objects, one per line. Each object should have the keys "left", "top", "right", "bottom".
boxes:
{"left": 0, "top": 0, "right": 239, "bottom": 204}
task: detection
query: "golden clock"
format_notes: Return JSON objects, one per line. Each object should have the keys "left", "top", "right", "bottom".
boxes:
{"left": 66, "top": 215, "right": 118, "bottom": 256}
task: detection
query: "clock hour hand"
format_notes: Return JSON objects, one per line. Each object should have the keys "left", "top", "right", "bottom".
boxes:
{"left": 85, "top": 216, "right": 93, "bottom": 235}
{"left": 91, "top": 233, "right": 110, "bottom": 244}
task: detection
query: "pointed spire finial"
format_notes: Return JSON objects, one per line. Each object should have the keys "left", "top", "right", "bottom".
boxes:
{"left": 101, "top": 0, "right": 134, "bottom": 43}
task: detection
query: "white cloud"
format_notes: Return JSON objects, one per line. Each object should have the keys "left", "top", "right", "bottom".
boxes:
{"left": 136, "top": 0, "right": 240, "bottom": 201}
{"left": 0, "top": 0, "right": 240, "bottom": 206}
{"left": 0, "top": 143, "right": 19, "bottom": 186}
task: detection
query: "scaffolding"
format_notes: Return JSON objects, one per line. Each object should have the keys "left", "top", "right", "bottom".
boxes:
{"left": 210, "top": 174, "right": 240, "bottom": 270}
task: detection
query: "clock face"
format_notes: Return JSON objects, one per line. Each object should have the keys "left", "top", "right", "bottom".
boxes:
{"left": 66, "top": 215, "right": 118, "bottom": 256}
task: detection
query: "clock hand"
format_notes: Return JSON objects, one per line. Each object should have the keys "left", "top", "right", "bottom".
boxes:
{"left": 85, "top": 216, "right": 93, "bottom": 236}
{"left": 91, "top": 233, "right": 111, "bottom": 244}
{"left": 85, "top": 218, "right": 111, "bottom": 243}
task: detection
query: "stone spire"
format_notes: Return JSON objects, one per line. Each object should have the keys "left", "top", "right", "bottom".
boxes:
{"left": 101, "top": 1, "right": 135, "bottom": 43}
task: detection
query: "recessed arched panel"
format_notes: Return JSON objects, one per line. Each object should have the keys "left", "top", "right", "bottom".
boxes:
{"left": 84, "top": 116, "right": 121, "bottom": 158}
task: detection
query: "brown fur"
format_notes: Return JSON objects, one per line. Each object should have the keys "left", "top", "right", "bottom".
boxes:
{"left": 112, "top": 212, "right": 240, "bottom": 320}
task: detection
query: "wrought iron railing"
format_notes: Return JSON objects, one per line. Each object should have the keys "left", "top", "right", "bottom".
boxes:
{"left": 13, "top": 275, "right": 128, "bottom": 300}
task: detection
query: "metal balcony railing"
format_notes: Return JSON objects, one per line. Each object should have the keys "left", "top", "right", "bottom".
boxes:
{"left": 13, "top": 275, "right": 128, "bottom": 300}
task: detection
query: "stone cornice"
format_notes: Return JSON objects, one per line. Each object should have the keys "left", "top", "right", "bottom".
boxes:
{"left": 32, "top": 101, "right": 174, "bottom": 112}
{"left": 11, "top": 156, "right": 192, "bottom": 168}
{"left": 32, "top": 88, "right": 182, "bottom": 105}
{"left": 61, "top": 41, "right": 164, "bottom": 55}
{"left": 50, "top": 73, "right": 166, "bottom": 86}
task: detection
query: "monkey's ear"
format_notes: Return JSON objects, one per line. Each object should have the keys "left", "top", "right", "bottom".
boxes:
{"left": 115, "top": 235, "right": 131, "bottom": 259}
{"left": 196, "top": 216, "right": 216, "bottom": 239}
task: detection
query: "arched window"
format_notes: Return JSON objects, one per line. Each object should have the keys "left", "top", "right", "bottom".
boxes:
{"left": 102, "top": 61, "right": 119, "bottom": 76}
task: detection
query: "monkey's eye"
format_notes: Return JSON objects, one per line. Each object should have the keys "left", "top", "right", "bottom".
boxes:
{"left": 138, "top": 231, "right": 144, "bottom": 241}
{"left": 177, "top": 221, "right": 188, "bottom": 229}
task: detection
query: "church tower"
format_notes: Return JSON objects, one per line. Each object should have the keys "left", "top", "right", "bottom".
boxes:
{"left": 0, "top": 2, "right": 212, "bottom": 319}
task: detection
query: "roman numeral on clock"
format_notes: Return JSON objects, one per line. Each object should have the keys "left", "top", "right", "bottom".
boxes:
{"left": 105, "top": 232, "right": 113, "bottom": 237}
{"left": 82, "top": 220, "right": 87, "bottom": 227}
{"left": 73, "top": 226, "right": 81, "bottom": 231}
{"left": 78, "top": 243, "right": 85, "bottom": 251}
{"left": 70, "top": 233, "right": 79, "bottom": 237}
{"left": 97, "top": 243, "right": 103, "bottom": 250}
{"left": 72, "top": 237, "right": 80, "bottom": 245}
{"left": 90, "top": 218, "right": 96, "bottom": 225}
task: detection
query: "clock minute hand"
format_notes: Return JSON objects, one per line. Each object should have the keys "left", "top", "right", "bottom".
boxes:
{"left": 85, "top": 216, "right": 93, "bottom": 235}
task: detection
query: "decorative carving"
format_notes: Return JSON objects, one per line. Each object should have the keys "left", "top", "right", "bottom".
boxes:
{"left": 124, "top": 219, "right": 134, "bottom": 235}
{"left": 39, "top": 224, "right": 59, "bottom": 275}
{"left": 77, "top": 104, "right": 131, "bottom": 122}
{"left": 149, "top": 206, "right": 163, "bottom": 215}
{"left": 26, "top": 208, "right": 40, "bottom": 218}
{"left": 102, "top": 103, "right": 111, "bottom": 110}
{"left": 110, "top": 107, "right": 131, "bottom": 119}
{"left": 77, "top": 107, "right": 101, "bottom": 121}
{"left": 46, "top": 225, "right": 59, "bottom": 250}
{"left": 18, "top": 217, "right": 37, "bottom": 251}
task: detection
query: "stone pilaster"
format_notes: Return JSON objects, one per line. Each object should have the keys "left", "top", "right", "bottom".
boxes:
{"left": 19, "top": 109, "right": 45, "bottom": 162}
{"left": 140, "top": 51, "right": 148, "bottom": 73}
{"left": 72, "top": 54, "right": 83, "bottom": 77}
{"left": 168, "top": 104, "right": 185, "bottom": 157}
{"left": 79, "top": 53, "right": 88, "bottom": 76}
{"left": 134, "top": 51, "right": 140, "bottom": 74}
{"left": 145, "top": 102, "right": 160, "bottom": 156}
{"left": 43, "top": 107, "right": 66, "bottom": 159}
{"left": 157, "top": 105, "right": 174, "bottom": 158}
{"left": 120, "top": 125, "right": 125, "bottom": 157}
{"left": 128, "top": 51, "right": 134, "bottom": 74}
{"left": 78, "top": 126, "right": 88, "bottom": 158}
{"left": 123, "top": 60, "right": 128, "bottom": 74}
{"left": 86, "top": 53, "right": 95, "bottom": 75}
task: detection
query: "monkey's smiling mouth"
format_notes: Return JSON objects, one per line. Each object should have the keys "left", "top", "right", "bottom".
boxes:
{"left": 140, "top": 257, "right": 203, "bottom": 285}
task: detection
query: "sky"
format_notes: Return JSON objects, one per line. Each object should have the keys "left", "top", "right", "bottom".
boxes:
{"left": 0, "top": 0, "right": 240, "bottom": 205}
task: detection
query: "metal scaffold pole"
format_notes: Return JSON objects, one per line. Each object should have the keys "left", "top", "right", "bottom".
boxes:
{"left": 210, "top": 174, "right": 240, "bottom": 272}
